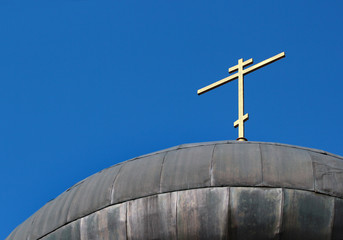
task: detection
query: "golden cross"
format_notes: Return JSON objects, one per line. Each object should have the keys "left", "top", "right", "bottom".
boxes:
{"left": 197, "top": 52, "right": 285, "bottom": 141}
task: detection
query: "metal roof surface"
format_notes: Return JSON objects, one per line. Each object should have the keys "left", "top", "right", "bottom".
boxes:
{"left": 6, "top": 141, "right": 343, "bottom": 240}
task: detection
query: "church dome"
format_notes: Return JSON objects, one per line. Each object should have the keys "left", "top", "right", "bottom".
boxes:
{"left": 6, "top": 141, "right": 343, "bottom": 239}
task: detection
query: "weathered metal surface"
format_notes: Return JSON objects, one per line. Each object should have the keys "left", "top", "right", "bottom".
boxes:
{"left": 127, "top": 193, "right": 177, "bottom": 240}
{"left": 29, "top": 200, "right": 54, "bottom": 239}
{"left": 261, "top": 144, "right": 314, "bottom": 190}
{"left": 7, "top": 215, "right": 35, "bottom": 240}
{"left": 6, "top": 141, "right": 343, "bottom": 240}
{"left": 30, "top": 181, "right": 82, "bottom": 239}
{"left": 67, "top": 164, "right": 122, "bottom": 222}
{"left": 310, "top": 151, "right": 343, "bottom": 198}
{"left": 8, "top": 187, "right": 343, "bottom": 240}
{"left": 281, "top": 189, "right": 334, "bottom": 240}
{"left": 230, "top": 187, "right": 282, "bottom": 240}
{"left": 160, "top": 145, "right": 213, "bottom": 192}
{"left": 80, "top": 203, "right": 127, "bottom": 240}
{"left": 40, "top": 220, "right": 80, "bottom": 240}
{"left": 111, "top": 153, "right": 165, "bottom": 204}
{"left": 332, "top": 198, "right": 343, "bottom": 240}
{"left": 5, "top": 226, "right": 18, "bottom": 240}
{"left": 177, "top": 141, "right": 227, "bottom": 149}
{"left": 212, "top": 143, "right": 262, "bottom": 186}
{"left": 177, "top": 188, "right": 229, "bottom": 240}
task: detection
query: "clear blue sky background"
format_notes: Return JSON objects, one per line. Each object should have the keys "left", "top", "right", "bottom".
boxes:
{"left": 1, "top": 1, "right": 343, "bottom": 238}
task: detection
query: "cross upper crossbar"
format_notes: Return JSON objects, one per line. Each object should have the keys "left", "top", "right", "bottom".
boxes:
{"left": 197, "top": 52, "right": 285, "bottom": 141}
{"left": 229, "top": 58, "right": 253, "bottom": 74}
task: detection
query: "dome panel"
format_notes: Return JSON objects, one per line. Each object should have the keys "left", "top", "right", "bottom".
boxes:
{"left": 40, "top": 219, "right": 80, "bottom": 240}
{"left": 127, "top": 192, "right": 177, "bottom": 239}
{"left": 261, "top": 144, "right": 314, "bottom": 190}
{"left": 80, "top": 203, "right": 126, "bottom": 240}
{"left": 230, "top": 187, "right": 282, "bottom": 239}
{"left": 30, "top": 179, "right": 82, "bottom": 238}
{"left": 282, "top": 189, "right": 334, "bottom": 240}
{"left": 67, "top": 164, "right": 122, "bottom": 223}
{"left": 9, "top": 215, "right": 34, "bottom": 240}
{"left": 310, "top": 152, "right": 343, "bottom": 197}
{"left": 333, "top": 198, "right": 343, "bottom": 239}
{"left": 111, "top": 153, "right": 164, "bottom": 204}
{"left": 212, "top": 143, "right": 262, "bottom": 186}
{"left": 160, "top": 145, "right": 214, "bottom": 192}
{"left": 177, "top": 188, "right": 229, "bottom": 239}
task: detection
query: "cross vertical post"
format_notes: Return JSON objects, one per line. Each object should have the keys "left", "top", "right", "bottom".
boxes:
{"left": 232, "top": 58, "right": 250, "bottom": 141}
{"left": 238, "top": 59, "right": 246, "bottom": 140}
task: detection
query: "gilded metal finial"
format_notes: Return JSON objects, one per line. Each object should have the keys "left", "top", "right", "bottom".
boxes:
{"left": 197, "top": 52, "right": 285, "bottom": 141}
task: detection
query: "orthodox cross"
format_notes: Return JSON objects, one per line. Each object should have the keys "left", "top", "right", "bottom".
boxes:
{"left": 197, "top": 52, "right": 285, "bottom": 141}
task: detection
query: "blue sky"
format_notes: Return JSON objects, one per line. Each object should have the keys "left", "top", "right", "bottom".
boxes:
{"left": 1, "top": 1, "right": 343, "bottom": 238}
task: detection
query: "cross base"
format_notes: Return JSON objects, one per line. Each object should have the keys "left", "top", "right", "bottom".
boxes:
{"left": 236, "top": 137, "right": 248, "bottom": 142}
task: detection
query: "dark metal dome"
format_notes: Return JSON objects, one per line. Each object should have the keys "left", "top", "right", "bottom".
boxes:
{"left": 6, "top": 141, "right": 343, "bottom": 239}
